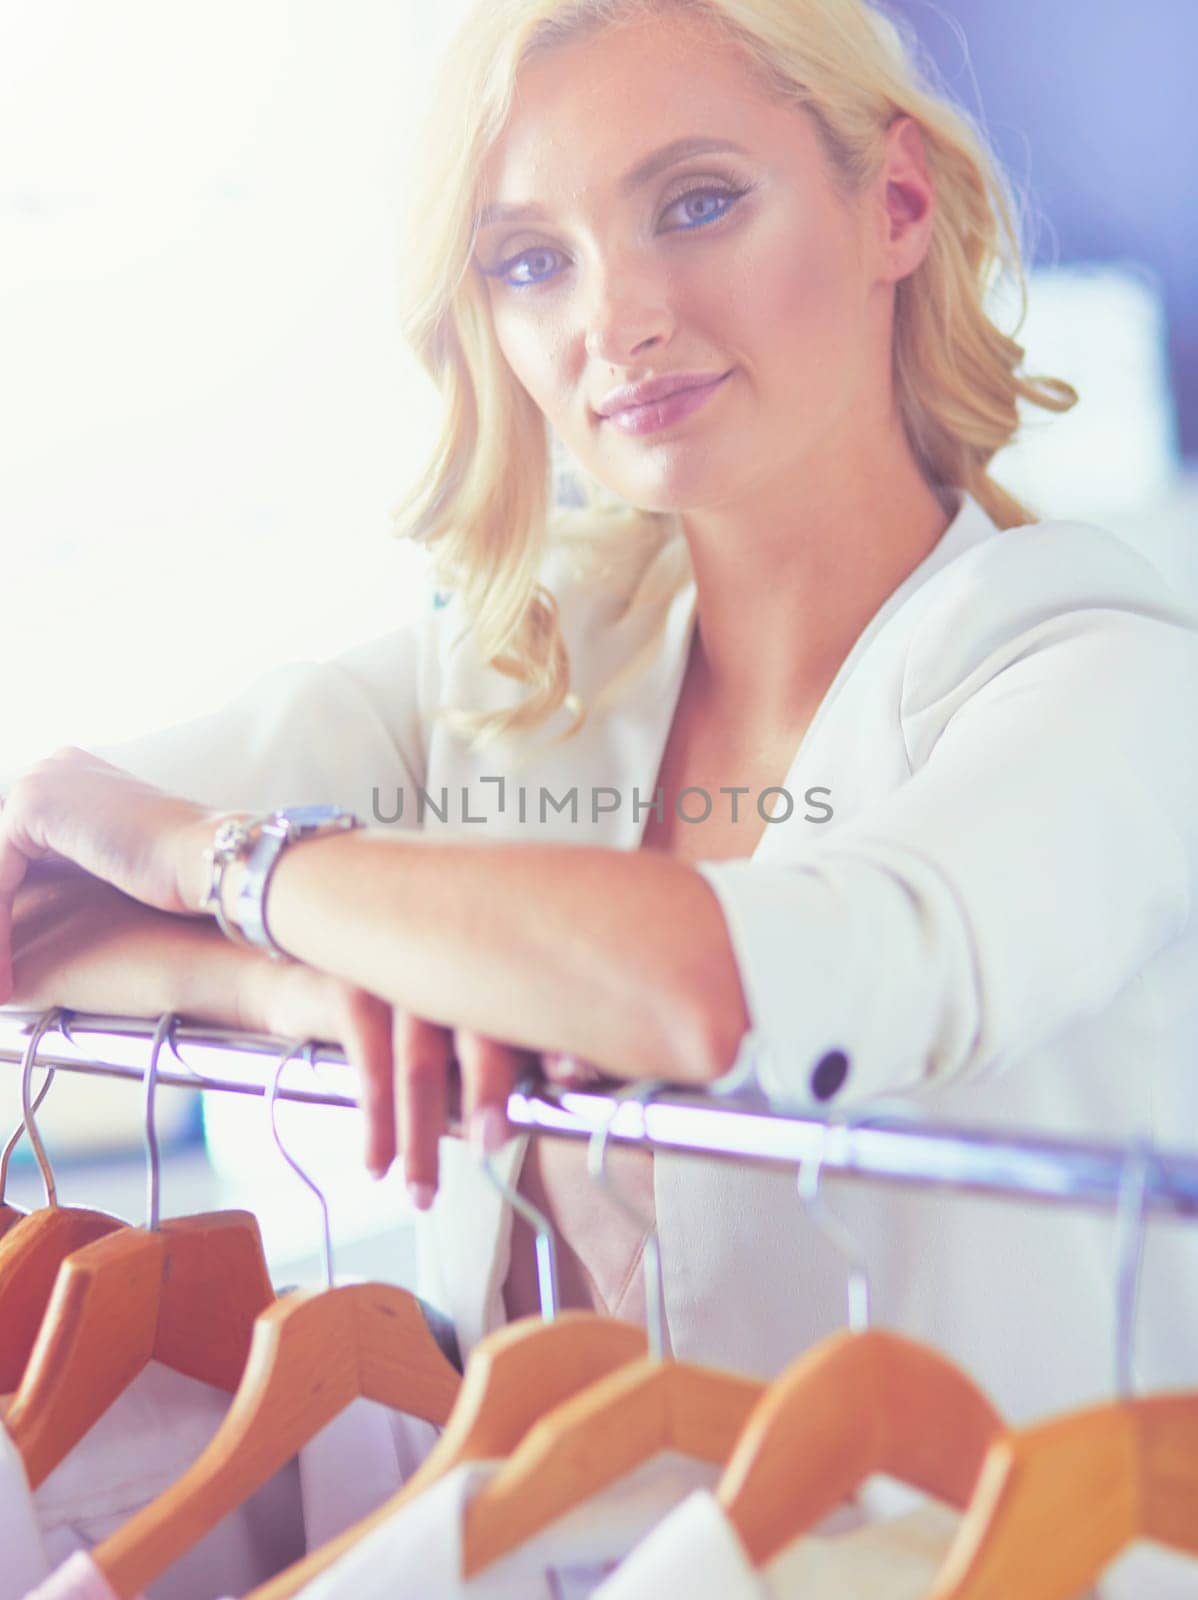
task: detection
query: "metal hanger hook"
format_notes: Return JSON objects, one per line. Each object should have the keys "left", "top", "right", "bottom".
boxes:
{"left": 1113, "top": 1137, "right": 1154, "bottom": 1399}
{"left": 267, "top": 1040, "right": 334, "bottom": 1289}
{"left": 587, "top": 1078, "right": 671, "bottom": 1361}
{"left": 1, "top": 1010, "right": 60, "bottom": 1202}
{"left": 143, "top": 1013, "right": 179, "bottom": 1231}
{"left": 796, "top": 1108, "right": 872, "bottom": 1333}
{"left": 478, "top": 1081, "right": 560, "bottom": 1321}
{"left": 482, "top": 1152, "right": 560, "bottom": 1322}
{"left": 16, "top": 1007, "right": 65, "bottom": 1207}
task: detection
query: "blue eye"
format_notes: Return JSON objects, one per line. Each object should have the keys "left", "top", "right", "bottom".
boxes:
{"left": 487, "top": 182, "right": 749, "bottom": 292}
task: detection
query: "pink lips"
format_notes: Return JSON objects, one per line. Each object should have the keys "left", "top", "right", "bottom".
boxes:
{"left": 601, "top": 372, "right": 731, "bottom": 436}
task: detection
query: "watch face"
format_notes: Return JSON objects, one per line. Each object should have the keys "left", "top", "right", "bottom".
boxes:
{"left": 278, "top": 804, "right": 347, "bottom": 828}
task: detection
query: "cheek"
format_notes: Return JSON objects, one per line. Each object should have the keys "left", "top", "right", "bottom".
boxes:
{"left": 731, "top": 218, "right": 871, "bottom": 430}
{"left": 492, "top": 302, "right": 563, "bottom": 392}
{"left": 744, "top": 219, "right": 863, "bottom": 356}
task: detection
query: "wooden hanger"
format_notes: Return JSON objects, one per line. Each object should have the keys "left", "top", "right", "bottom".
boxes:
{"left": 718, "top": 1103, "right": 1005, "bottom": 1569}
{"left": 0, "top": 1013, "right": 128, "bottom": 1386}
{"left": 0, "top": 1204, "right": 129, "bottom": 1387}
{"left": 924, "top": 1392, "right": 1198, "bottom": 1598}
{"left": 89, "top": 1042, "right": 465, "bottom": 1600}
{"left": 463, "top": 1342, "right": 765, "bottom": 1576}
{"left": 245, "top": 1310, "right": 649, "bottom": 1600}
{"left": 718, "top": 1326, "right": 1004, "bottom": 1566}
{"left": 4, "top": 1016, "right": 278, "bottom": 1485}
{"left": 6, "top": 1210, "right": 277, "bottom": 1487}
{"left": 460, "top": 1093, "right": 767, "bottom": 1578}
{"left": 926, "top": 1145, "right": 1198, "bottom": 1597}
{"left": 245, "top": 1119, "right": 653, "bottom": 1600}
{"left": 91, "top": 1273, "right": 464, "bottom": 1597}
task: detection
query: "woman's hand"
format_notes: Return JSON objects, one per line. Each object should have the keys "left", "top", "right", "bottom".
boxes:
{"left": 240, "top": 956, "right": 603, "bottom": 1204}
{"left": 0, "top": 747, "right": 611, "bottom": 1200}
{"left": 0, "top": 747, "right": 215, "bottom": 1003}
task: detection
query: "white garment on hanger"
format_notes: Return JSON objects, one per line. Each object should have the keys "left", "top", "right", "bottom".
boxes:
{"left": 293, "top": 1451, "right": 721, "bottom": 1600}
{"left": 0, "top": 1360, "right": 440, "bottom": 1600}
{"left": 37, "top": 487, "right": 1198, "bottom": 1424}
{"left": 591, "top": 1489, "right": 963, "bottom": 1599}
{"left": 296, "top": 1394, "right": 441, "bottom": 1554}
{"left": 19, "top": 1551, "right": 151, "bottom": 1600}
{"left": 592, "top": 1478, "right": 1198, "bottom": 1600}
{"left": 0, "top": 1417, "right": 51, "bottom": 1600}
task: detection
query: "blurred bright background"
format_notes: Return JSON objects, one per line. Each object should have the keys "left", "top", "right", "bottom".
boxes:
{"left": 1, "top": 0, "right": 1194, "bottom": 1284}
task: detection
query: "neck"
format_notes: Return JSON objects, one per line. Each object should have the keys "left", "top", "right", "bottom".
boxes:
{"left": 678, "top": 441, "right": 953, "bottom": 734}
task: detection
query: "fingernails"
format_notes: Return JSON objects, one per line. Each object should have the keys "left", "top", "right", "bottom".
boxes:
{"left": 469, "top": 1104, "right": 509, "bottom": 1155}
{"left": 408, "top": 1181, "right": 436, "bottom": 1211}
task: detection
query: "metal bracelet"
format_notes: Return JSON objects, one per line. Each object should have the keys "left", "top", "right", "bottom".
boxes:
{"left": 200, "top": 815, "right": 261, "bottom": 949}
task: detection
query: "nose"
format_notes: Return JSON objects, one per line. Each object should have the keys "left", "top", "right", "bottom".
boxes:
{"left": 583, "top": 253, "right": 676, "bottom": 369}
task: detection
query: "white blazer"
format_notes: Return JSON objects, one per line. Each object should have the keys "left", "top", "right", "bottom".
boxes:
{"left": 68, "top": 488, "right": 1198, "bottom": 1424}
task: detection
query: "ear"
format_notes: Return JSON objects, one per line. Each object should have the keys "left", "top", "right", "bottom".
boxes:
{"left": 872, "top": 115, "right": 935, "bottom": 284}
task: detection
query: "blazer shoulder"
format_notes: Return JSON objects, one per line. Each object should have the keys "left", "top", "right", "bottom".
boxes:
{"left": 940, "top": 514, "right": 1192, "bottom": 615}
{"left": 908, "top": 518, "right": 1198, "bottom": 677}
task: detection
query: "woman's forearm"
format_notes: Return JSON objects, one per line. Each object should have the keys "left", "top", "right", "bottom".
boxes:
{"left": 6, "top": 869, "right": 269, "bottom": 1029}
{"left": 210, "top": 831, "right": 749, "bottom": 1084}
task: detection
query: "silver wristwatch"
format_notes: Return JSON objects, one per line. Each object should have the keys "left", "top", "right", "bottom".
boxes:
{"left": 209, "top": 804, "right": 364, "bottom": 960}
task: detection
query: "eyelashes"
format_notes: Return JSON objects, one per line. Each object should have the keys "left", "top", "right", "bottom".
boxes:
{"left": 482, "top": 180, "right": 753, "bottom": 292}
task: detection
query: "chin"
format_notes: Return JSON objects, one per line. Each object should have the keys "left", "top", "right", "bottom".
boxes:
{"left": 586, "top": 445, "right": 723, "bottom": 509}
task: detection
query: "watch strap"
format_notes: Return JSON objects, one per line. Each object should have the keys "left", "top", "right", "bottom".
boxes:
{"left": 232, "top": 805, "right": 364, "bottom": 959}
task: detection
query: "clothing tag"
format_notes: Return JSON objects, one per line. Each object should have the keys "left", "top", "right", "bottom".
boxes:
{"left": 545, "top": 1557, "right": 621, "bottom": 1598}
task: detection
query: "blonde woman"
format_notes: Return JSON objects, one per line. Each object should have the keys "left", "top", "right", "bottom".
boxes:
{"left": 2, "top": 0, "right": 1196, "bottom": 1439}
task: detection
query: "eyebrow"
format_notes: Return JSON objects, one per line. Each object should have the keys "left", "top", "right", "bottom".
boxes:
{"left": 475, "top": 135, "right": 751, "bottom": 231}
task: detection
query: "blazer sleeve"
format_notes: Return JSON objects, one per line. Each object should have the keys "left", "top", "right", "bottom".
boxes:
{"left": 1, "top": 594, "right": 445, "bottom": 826}
{"left": 693, "top": 524, "right": 1198, "bottom": 1108}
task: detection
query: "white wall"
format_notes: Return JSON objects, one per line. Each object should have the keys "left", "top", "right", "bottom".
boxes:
{"left": 1, "top": 1, "right": 468, "bottom": 771}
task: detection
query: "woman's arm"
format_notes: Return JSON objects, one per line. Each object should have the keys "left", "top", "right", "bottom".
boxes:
{"left": 5, "top": 800, "right": 723, "bottom": 1192}
{"left": 7, "top": 865, "right": 270, "bottom": 1027}
{"left": 4, "top": 866, "right": 517, "bottom": 1188}
{"left": 194, "top": 828, "right": 749, "bottom": 1089}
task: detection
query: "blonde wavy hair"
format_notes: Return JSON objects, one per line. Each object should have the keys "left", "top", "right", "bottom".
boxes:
{"left": 390, "top": 0, "right": 1076, "bottom": 752}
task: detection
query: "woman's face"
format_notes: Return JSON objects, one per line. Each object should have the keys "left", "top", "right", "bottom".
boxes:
{"left": 474, "top": 11, "right": 889, "bottom": 514}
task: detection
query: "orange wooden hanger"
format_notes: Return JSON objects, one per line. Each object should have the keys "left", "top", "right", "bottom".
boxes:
{"left": 719, "top": 1328, "right": 1004, "bottom": 1566}
{"left": 5, "top": 1013, "right": 277, "bottom": 1487}
{"left": 0, "top": 1010, "right": 128, "bottom": 1386}
{"left": 926, "top": 1392, "right": 1198, "bottom": 1598}
{"left": 244, "top": 1131, "right": 652, "bottom": 1600}
{"left": 924, "top": 1144, "right": 1198, "bottom": 1598}
{"left": 460, "top": 1084, "right": 766, "bottom": 1579}
{"left": 718, "top": 1110, "right": 1005, "bottom": 1567}
{"left": 90, "top": 1041, "right": 464, "bottom": 1600}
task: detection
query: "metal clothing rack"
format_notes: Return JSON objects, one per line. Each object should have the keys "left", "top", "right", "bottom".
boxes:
{"left": 2, "top": 1008, "right": 1197, "bottom": 1222}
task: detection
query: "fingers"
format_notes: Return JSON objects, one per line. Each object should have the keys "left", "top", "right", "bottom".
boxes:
{"left": 332, "top": 985, "right": 398, "bottom": 1180}
{"left": 454, "top": 1030, "right": 526, "bottom": 1156}
{"left": 394, "top": 1012, "right": 453, "bottom": 1206}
